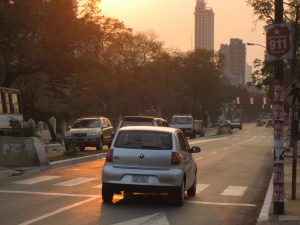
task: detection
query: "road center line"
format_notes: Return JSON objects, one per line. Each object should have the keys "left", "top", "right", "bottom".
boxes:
{"left": 18, "top": 197, "right": 98, "bottom": 225}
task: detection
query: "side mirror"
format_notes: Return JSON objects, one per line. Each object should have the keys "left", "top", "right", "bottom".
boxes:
{"left": 190, "top": 146, "right": 201, "bottom": 153}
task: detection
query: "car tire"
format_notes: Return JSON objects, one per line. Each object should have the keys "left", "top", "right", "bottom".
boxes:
{"left": 173, "top": 181, "right": 185, "bottom": 206}
{"left": 187, "top": 173, "right": 197, "bottom": 197}
{"left": 79, "top": 146, "right": 85, "bottom": 152}
{"left": 96, "top": 136, "right": 103, "bottom": 151}
{"left": 102, "top": 185, "right": 114, "bottom": 203}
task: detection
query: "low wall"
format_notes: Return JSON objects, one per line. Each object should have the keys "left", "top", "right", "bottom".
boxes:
{"left": 0, "top": 136, "right": 49, "bottom": 167}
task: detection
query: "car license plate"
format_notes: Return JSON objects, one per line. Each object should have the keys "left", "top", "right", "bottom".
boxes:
{"left": 132, "top": 175, "right": 149, "bottom": 184}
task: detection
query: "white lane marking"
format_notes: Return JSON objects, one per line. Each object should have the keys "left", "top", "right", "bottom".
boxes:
{"left": 0, "top": 190, "right": 100, "bottom": 198}
{"left": 211, "top": 152, "right": 217, "bottom": 155}
{"left": 195, "top": 157, "right": 203, "bottom": 161}
{"left": 189, "top": 137, "right": 226, "bottom": 145}
{"left": 186, "top": 200, "right": 256, "bottom": 207}
{"left": 18, "top": 197, "right": 98, "bottom": 225}
{"left": 94, "top": 184, "right": 102, "bottom": 189}
{"left": 196, "top": 184, "right": 209, "bottom": 194}
{"left": 14, "top": 176, "right": 61, "bottom": 185}
{"left": 257, "top": 175, "right": 273, "bottom": 223}
{"left": 54, "top": 177, "right": 97, "bottom": 187}
{"left": 112, "top": 213, "right": 170, "bottom": 225}
{"left": 221, "top": 186, "right": 248, "bottom": 196}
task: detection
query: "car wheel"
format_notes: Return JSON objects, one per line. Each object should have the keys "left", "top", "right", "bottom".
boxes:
{"left": 79, "top": 146, "right": 85, "bottom": 152}
{"left": 187, "top": 173, "right": 197, "bottom": 197}
{"left": 96, "top": 136, "right": 103, "bottom": 151}
{"left": 102, "top": 185, "right": 114, "bottom": 203}
{"left": 173, "top": 181, "right": 185, "bottom": 206}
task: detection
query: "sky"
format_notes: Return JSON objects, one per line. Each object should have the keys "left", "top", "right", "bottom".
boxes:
{"left": 99, "top": 0, "right": 266, "bottom": 66}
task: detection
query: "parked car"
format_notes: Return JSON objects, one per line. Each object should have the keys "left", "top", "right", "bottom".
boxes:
{"left": 219, "top": 120, "right": 231, "bottom": 128}
{"left": 102, "top": 126, "right": 201, "bottom": 206}
{"left": 116, "top": 116, "right": 168, "bottom": 130}
{"left": 64, "top": 117, "right": 114, "bottom": 151}
{"left": 193, "top": 120, "right": 205, "bottom": 137}
{"left": 256, "top": 118, "right": 266, "bottom": 126}
{"left": 170, "top": 114, "right": 196, "bottom": 138}
{"left": 230, "top": 119, "right": 242, "bottom": 130}
{"left": 265, "top": 119, "right": 273, "bottom": 128}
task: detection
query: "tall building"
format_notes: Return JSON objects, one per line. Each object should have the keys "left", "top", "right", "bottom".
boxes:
{"left": 194, "top": 0, "right": 214, "bottom": 50}
{"left": 220, "top": 38, "right": 246, "bottom": 86}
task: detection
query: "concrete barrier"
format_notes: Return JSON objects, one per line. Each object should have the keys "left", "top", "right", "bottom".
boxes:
{"left": 0, "top": 137, "right": 49, "bottom": 168}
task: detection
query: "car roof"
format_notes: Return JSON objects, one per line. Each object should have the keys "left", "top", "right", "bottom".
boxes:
{"left": 122, "top": 116, "right": 156, "bottom": 121}
{"left": 77, "top": 117, "right": 105, "bottom": 120}
{"left": 118, "top": 126, "right": 178, "bottom": 133}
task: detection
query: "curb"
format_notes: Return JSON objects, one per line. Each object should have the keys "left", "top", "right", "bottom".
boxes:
{"left": 49, "top": 153, "right": 107, "bottom": 169}
{"left": 257, "top": 175, "right": 273, "bottom": 224}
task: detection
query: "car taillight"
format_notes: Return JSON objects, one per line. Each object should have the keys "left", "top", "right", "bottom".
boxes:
{"left": 171, "top": 152, "right": 181, "bottom": 165}
{"left": 106, "top": 149, "right": 113, "bottom": 162}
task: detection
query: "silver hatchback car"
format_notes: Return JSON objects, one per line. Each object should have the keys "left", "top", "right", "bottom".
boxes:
{"left": 102, "top": 126, "right": 201, "bottom": 206}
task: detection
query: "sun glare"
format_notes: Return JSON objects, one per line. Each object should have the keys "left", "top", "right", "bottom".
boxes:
{"left": 99, "top": 0, "right": 139, "bottom": 11}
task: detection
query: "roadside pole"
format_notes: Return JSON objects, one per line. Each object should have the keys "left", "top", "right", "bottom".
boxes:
{"left": 291, "top": 4, "right": 299, "bottom": 201}
{"left": 273, "top": 0, "right": 285, "bottom": 215}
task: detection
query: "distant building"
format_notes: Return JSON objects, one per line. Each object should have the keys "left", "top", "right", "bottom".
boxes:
{"left": 194, "top": 0, "right": 214, "bottom": 50}
{"left": 220, "top": 38, "right": 246, "bottom": 86}
{"left": 245, "top": 63, "right": 252, "bottom": 84}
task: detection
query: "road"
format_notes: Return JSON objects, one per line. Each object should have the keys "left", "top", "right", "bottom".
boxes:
{"left": 0, "top": 123, "right": 273, "bottom": 225}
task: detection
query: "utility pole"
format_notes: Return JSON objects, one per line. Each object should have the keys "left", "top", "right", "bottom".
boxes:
{"left": 273, "top": 0, "right": 285, "bottom": 215}
{"left": 291, "top": 3, "right": 299, "bottom": 201}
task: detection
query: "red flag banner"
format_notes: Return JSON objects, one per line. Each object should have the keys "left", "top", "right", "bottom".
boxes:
{"left": 236, "top": 97, "right": 240, "bottom": 105}
{"left": 263, "top": 96, "right": 267, "bottom": 105}
{"left": 250, "top": 97, "right": 254, "bottom": 105}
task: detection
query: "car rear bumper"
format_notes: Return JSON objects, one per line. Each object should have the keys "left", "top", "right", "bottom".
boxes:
{"left": 102, "top": 182, "right": 179, "bottom": 193}
{"left": 102, "top": 165, "right": 184, "bottom": 188}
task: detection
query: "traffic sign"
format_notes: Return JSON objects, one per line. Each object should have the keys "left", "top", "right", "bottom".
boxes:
{"left": 285, "top": 80, "right": 300, "bottom": 109}
{"left": 265, "top": 23, "right": 294, "bottom": 61}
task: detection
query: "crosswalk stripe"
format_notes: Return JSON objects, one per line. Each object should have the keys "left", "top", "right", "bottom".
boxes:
{"left": 94, "top": 184, "right": 102, "bottom": 189}
{"left": 196, "top": 184, "right": 209, "bottom": 194}
{"left": 54, "top": 177, "right": 97, "bottom": 187}
{"left": 14, "top": 176, "right": 61, "bottom": 185}
{"left": 221, "top": 186, "right": 248, "bottom": 196}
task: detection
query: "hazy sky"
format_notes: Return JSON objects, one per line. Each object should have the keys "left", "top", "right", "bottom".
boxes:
{"left": 99, "top": 0, "right": 266, "bottom": 66}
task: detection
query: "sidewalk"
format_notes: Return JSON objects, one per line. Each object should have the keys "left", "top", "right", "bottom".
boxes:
{"left": 258, "top": 155, "right": 300, "bottom": 225}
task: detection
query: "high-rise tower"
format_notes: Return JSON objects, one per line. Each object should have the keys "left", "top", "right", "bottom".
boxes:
{"left": 194, "top": 0, "right": 214, "bottom": 50}
{"left": 220, "top": 38, "right": 246, "bottom": 86}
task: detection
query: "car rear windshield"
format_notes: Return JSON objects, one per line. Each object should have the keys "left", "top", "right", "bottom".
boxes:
{"left": 114, "top": 130, "right": 172, "bottom": 150}
{"left": 72, "top": 119, "right": 100, "bottom": 128}
{"left": 171, "top": 116, "right": 192, "bottom": 124}
{"left": 121, "top": 120, "right": 154, "bottom": 127}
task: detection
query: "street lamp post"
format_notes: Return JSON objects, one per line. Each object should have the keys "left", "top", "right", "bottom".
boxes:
{"left": 246, "top": 42, "right": 266, "bottom": 49}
